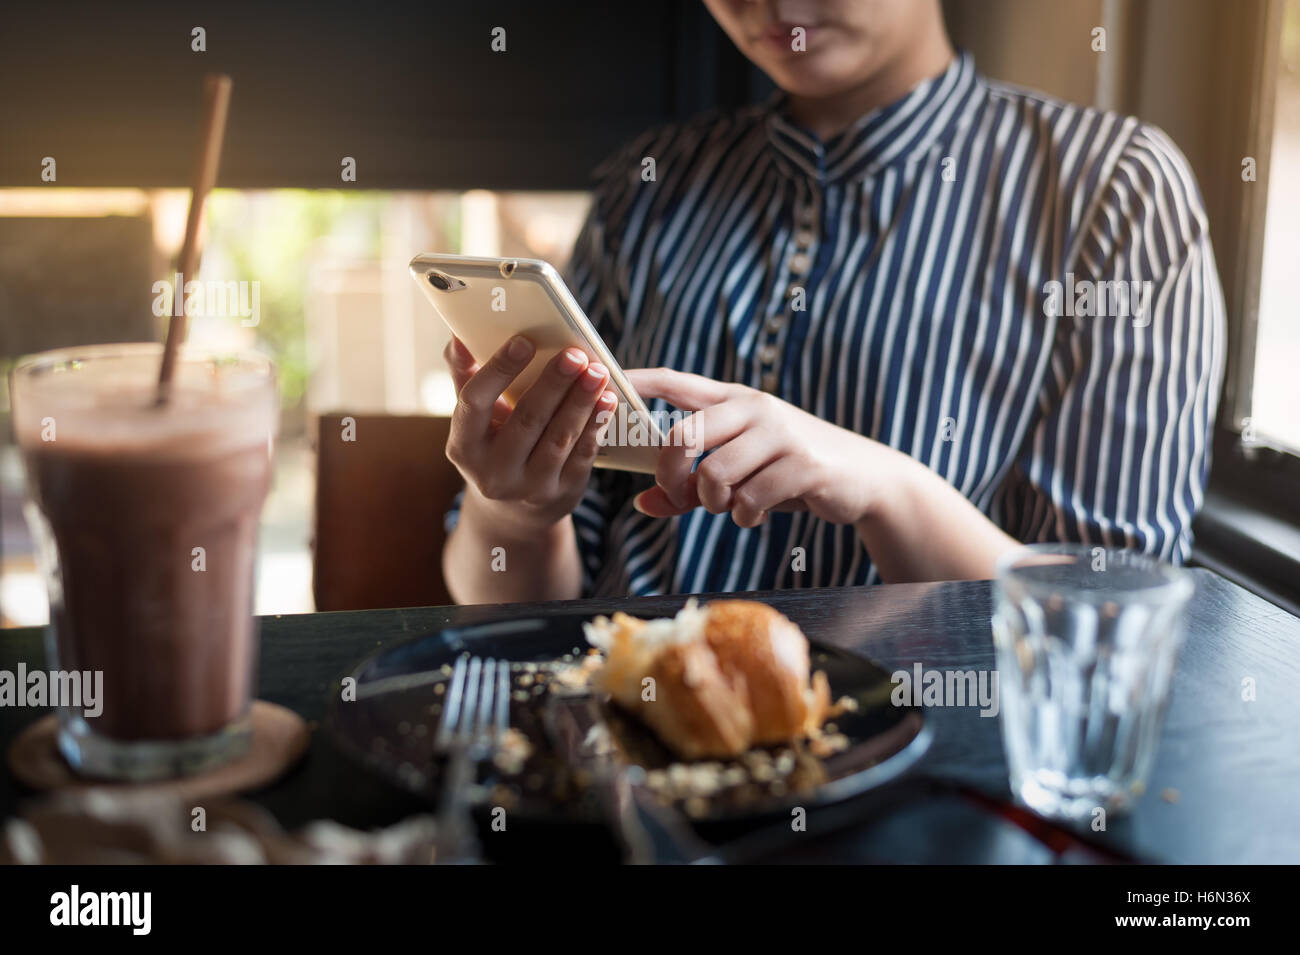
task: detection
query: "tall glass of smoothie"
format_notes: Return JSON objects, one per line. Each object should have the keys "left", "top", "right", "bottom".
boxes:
{"left": 10, "top": 343, "right": 278, "bottom": 780}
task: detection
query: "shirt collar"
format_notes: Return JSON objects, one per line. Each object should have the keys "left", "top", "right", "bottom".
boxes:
{"left": 765, "top": 51, "right": 982, "bottom": 183}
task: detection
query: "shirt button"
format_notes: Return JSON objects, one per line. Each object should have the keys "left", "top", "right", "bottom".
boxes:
{"left": 760, "top": 372, "right": 779, "bottom": 393}
{"left": 759, "top": 343, "right": 779, "bottom": 364}
{"left": 790, "top": 252, "right": 811, "bottom": 274}
{"left": 765, "top": 315, "right": 785, "bottom": 333}
{"left": 794, "top": 229, "right": 815, "bottom": 248}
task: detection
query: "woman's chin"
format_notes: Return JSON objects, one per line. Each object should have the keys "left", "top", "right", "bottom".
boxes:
{"left": 763, "top": 58, "right": 877, "bottom": 102}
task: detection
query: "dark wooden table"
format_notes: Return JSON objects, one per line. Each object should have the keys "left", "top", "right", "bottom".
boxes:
{"left": 2, "top": 568, "right": 1297, "bottom": 863}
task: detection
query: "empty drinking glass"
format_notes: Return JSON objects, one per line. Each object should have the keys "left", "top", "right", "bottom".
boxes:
{"left": 992, "top": 543, "right": 1194, "bottom": 821}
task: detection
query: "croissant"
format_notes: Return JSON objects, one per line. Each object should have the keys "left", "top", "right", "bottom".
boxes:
{"left": 583, "top": 600, "right": 831, "bottom": 761}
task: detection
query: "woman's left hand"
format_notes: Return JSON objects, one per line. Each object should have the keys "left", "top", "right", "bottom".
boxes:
{"left": 626, "top": 368, "right": 901, "bottom": 527}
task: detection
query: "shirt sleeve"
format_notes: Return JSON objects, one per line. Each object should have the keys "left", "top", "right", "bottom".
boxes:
{"left": 998, "top": 123, "right": 1227, "bottom": 563}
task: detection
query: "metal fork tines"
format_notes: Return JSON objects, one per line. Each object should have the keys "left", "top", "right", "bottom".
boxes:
{"left": 435, "top": 655, "right": 510, "bottom": 756}
{"left": 432, "top": 655, "right": 510, "bottom": 864}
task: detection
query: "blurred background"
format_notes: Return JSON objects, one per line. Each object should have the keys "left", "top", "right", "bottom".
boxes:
{"left": 0, "top": 188, "right": 590, "bottom": 622}
{"left": 2, "top": 0, "right": 1297, "bottom": 623}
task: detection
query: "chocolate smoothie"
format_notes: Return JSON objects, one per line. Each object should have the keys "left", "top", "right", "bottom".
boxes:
{"left": 11, "top": 345, "right": 277, "bottom": 777}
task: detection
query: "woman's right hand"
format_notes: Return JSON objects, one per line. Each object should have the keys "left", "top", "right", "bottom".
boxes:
{"left": 443, "top": 334, "right": 617, "bottom": 533}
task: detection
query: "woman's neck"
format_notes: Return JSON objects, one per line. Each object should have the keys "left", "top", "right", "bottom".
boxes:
{"left": 786, "top": 35, "right": 956, "bottom": 141}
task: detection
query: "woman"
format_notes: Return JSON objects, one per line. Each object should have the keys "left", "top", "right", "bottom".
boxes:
{"left": 442, "top": 0, "right": 1224, "bottom": 603}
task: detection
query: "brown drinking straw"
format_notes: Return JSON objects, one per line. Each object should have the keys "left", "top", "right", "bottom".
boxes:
{"left": 156, "top": 73, "right": 233, "bottom": 404}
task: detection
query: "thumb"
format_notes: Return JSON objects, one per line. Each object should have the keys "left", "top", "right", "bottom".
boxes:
{"left": 633, "top": 484, "right": 696, "bottom": 518}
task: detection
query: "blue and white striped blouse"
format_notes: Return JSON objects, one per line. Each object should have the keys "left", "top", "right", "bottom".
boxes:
{"left": 468, "top": 52, "right": 1227, "bottom": 597}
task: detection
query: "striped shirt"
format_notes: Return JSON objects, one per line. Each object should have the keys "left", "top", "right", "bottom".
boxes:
{"left": 457, "top": 52, "right": 1226, "bottom": 597}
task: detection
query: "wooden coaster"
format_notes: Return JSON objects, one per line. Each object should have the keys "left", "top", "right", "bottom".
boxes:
{"left": 6, "top": 701, "right": 310, "bottom": 801}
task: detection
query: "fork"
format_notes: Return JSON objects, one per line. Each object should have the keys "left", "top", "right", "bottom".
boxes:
{"left": 431, "top": 655, "right": 510, "bottom": 864}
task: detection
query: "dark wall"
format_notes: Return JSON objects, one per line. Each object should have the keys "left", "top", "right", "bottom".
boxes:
{"left": 0, "top": 1, "right": 758, "bottom": 190}
{"left": 0, "top": 217, "right": 156, "bottom": 357}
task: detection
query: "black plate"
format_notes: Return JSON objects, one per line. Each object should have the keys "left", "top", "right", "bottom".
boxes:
{"left": 328, "top": 608, "right": 930, "bottom": 827}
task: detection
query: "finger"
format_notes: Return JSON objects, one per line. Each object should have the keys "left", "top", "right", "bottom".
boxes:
{"left": 730, "top": 457, "right": 808, "bottom": 528}
{"left": 456, "top": 335, "right": 535, "bottom": 438}
{"left": 443, "top": 337, "right": 478, "bottom": 393}
{"left": 632, "top": 484, "right": 694, "bottom": 518}
{"left": 443, "top": 339, "right": 512, "bottom": 426}
{"left": 694, "top": 432, "right": 780, "bottom": 514}
{"left": 625, "top": 367, "right": 735, "bottom": 412}
{"left": 561, "top": 390, "right": 618, "bottom": 483}
{"left": 770, "top": 499, "right": 808, "bottom": 512}
{"left": 656, "top": 401, "right": 752, "bottom": 507}
{"left": 527, "top": 362, "right": 610, "bottom": 478}
{"left": 494, "top": 347, "right": 589, "bottom": 468}
{"left": 487, "top": 400, "right": 513, "bottom": 433}
{"left": 444, "top": 335, "right": 475, "bottom": 371}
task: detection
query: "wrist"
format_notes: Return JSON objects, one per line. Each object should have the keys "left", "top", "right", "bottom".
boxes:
{"left": 463, "top": 485, "right": 570, "bottom": 542}
{"left": 853, "top": 440, "right": 916, "bottom": 527}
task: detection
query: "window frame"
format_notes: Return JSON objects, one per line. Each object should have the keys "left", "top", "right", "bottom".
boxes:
{"left": 1219, "top": 0, "right": 1287, "bottom": 448}
{"left": 1191, "top": 0, "right": 1300, "bottom": 608}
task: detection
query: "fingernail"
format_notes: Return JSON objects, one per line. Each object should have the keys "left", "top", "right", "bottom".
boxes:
{"left": 581, "top": 363, "right": 608, "bottom": 391}
{"left": 508, "top": 336, "right": 533, "bottom": 361}
{"left": 633, "top": 493, "right": 650, "bottom": 515}
{"left": 558, "top": 348, "right": 587, "bottom": 377}
{"left": 597, "top": 391, "right": 617, "bottom": 408}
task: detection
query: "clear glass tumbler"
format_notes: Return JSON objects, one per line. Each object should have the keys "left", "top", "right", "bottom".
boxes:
{"left": 10, "top": 344, "right": 278, "bottom": 780}
{"left": 991, "top": 543, "right": 1194, "bottom": 820}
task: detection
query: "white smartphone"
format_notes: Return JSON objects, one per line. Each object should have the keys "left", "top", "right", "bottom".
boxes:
{"left": 410, "top": 253, "right": 666, "bottom": 474}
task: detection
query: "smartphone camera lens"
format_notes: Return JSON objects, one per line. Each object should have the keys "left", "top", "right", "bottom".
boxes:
{"left": 427, "top": 272, "right": 451, "bottom": 291}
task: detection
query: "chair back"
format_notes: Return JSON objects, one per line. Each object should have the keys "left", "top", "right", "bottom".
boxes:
{"left": 313, "top": 413, "right": 461, "bottom": 611}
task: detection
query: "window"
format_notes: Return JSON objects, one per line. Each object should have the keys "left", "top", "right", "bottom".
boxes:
{"left": 1252, "top": 0, "right": 1300, "bottom": 452}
